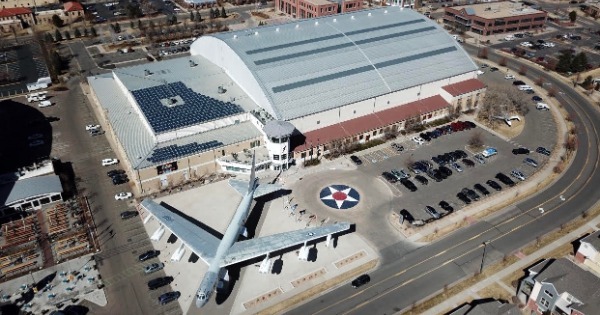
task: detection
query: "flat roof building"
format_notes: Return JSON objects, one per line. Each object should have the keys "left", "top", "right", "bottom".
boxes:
{"left": 443, "top": 1, "right": 547, "bottom": 37}
{"left": 88, "top": 7, "right": 486, "bottom": 195}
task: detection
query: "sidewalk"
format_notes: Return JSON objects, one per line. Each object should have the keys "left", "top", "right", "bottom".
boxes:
{"left": 422, "top": 210, "right": 600, "bottom": 315}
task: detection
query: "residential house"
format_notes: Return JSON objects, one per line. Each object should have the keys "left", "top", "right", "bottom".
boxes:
{"left": 517, "top": 258, "right": 600, "bottom": 315}
{"left": 62, "top": 1, "right": 83, "bottom": 24}
{"left": 575, "top": 230, "right": 600, "bottom": 275}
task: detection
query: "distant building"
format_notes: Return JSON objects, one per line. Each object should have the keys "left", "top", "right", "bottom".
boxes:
{"left": 275, "top": 0, "right": 362, "bottom": 19}
{"left": 575, "top": 231, "right": 600, "bottom": 275}
{"left": 62, "top": 1, "right": 84, "bottom": 24}
{"left": 0, "top": 160, "right": 63, "bottom": 211}
{"left": 0, "top": 0, "right": 58, "bottom": 10}
{"left": 0, "top": 7, "right": 34, "bottom": 31}
{"left": 517, "top": 258, "right": 600, "bottom": 315}
{"left": 443, "top": 1, "right": 547, "bottom": 37}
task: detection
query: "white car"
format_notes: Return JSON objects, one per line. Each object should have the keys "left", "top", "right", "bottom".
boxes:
{"left": 476, "top": 70, "right": 485, "bottom": 75}
{"left": 543, "top": 42, "right": 555, "bottom": 48}
{"left": 520, "top": 42, "right": 533, "bottom": 47}
{"left": 505, "top": 74, "right": 515, "bottom": 80}
{"left": 38, "top": 101, "right": 53, "bottom": 108}
{"left": 102, "top": 158, "right": 119, "bottom": 166}
{"left": 86, "top": 124, "right": 101, "bottom": 131}
{"left": 115, "top": 192, "right": 132, "bottom": 200}
{"left": 518, "top": 85, "right": 533, "bottom": 91}
{"left": 536, "top": 103, "right": 550, "bottom": 110}
{"left": 411, "top": 137, "right": 425, "bottom": 145}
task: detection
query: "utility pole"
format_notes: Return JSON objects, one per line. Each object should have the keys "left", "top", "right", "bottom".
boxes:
{"left": 479, "top": 240, "right": 490, "bottom": 274}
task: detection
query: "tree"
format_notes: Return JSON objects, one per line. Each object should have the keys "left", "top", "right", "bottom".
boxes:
{"left": 582, "top": 76, "right": 593, "bottom": 89}
{"left": 130, "top": 20, "right": 135, "bottom": 29}
{"left": 54, "top": 29, "right": 63, "bottom": 42}
{"left": 190, "top": 11, "right": 195, "bottom": 21}
{"left": 83, "top": 28, "right": 89, "bottom": 37}
{"left": 114, "top": 23, "right": 121, "bottom": 33}
{"left": 518, "top": 65, "right": 527, "bottom": 76}
{"left": 44, "top": 32, "right": 54, "bottom": 43}
{"left": 468, "top": 131, "right": 484, "bottom": 148}
{"left": 569, "top": 10, "right": 577, "bottom": 23}
{"left": 90, "top": 27, "right": 97, "bottom": 37}
{"left": 221, "top": 7, "right": 227, "bottom": 18}
{"left": 571, "top": 52, "right": 588, "bottom": 72}
{"left": 50, "top": 51, "right": 63, "bottom": 77}
{"left": 74, "top": 28, "right": 82, "bottom": 37}
{"left": 498, "top": 56, "right": 508, "bottom": 67}
{"left": 138, "top": 19, "right": 143, "bottom": 30}
{"left": 125, "top": 3, "right": 143, "bottom": 19}
{"left": 51, "top": 14, "right": 64, "bottom": 28}
{"left": 534, "top": 76, "right": 545, "bottom": 86}
{"left": 196, "top": 11, "right": 202, "bottom": 22}
{"left": 556, "top": 50, "right": 573, "bottom": 73}
{"left": 477, "top": 47, "right": 488, "bottom": 59}
{"left": 64, "top": 30, "right": 71, "bottom": 40}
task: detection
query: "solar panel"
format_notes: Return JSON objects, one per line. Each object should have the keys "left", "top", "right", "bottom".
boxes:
{"left": 147, "top": 140, "right": 223, "bottom": 163}
{"left": 131, "top": 82, "right": 244, "bottom": 133}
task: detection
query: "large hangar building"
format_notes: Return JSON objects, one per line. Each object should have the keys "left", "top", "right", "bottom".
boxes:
{"left": 88, "top": 7, "right": 486, "bottom": 194}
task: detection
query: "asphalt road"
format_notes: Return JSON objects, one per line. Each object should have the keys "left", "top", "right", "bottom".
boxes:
{"left": 287, "top": 47, "right": 600, "bottom": 315}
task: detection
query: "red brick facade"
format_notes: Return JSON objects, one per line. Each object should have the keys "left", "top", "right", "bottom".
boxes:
{"left": 443, "top": 6, "right": 547, "bottom": 36}
{"left": 275, "top": 0, "right": 362, "bottom": 19}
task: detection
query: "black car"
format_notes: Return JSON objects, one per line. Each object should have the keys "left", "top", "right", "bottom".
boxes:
{"left": 350, "top": 155, "right": 363, "bottom": 165}
{"left": 414, "top": 175, "right": 429, "bottom": 185}
{"left": 420, "top": 132, "right": 431, "bottom": 142}
{"left": 473, "top": 183, "right": 490, "bottom": 196}
{"left": 148, "top": 276, "right": 174, "bottom": 290}
{"left": 462, "top": 158, "right": 475, "bottom": 167}
{"left": 107, "top": 169, "right": 126, "bottom": 177}
{"left": 439, "top": 166, "right": 453, "bottom": 177}
{"left": 121, "top": 211, "right": 138, "bottom": 219}
{"left": 427, "top": 169, "right": 443, "bottom": 182}
{"left": 139, "top": 250, "right": 161, "bottom": 262}
{"left": 47, "top": 116, "right": 60, "bottom": 122}
{"left": 158, "top": 291, "right": 181, "bottom": 305}
{"left": 456, "top": 192, "right": 471, "bottom": 204}
{"left": 512, "top": 147, "right": 530, "bottom": 155}
{"left": 399, "top": 209, "right": 415, "bottom": 224}
{"left": 90, "top": 129, "right": 105, "bottom": 136}
{"left": 351, "top": 274, "right": 371, "bottom": 288}
{"left": 400, "top": 178, "right": 418, "bottom": 192}
{"left": 112, "top": 176, "right": 129, "bottom": 185}
{"left": 490, "top": 67, "right": 499, "bottom": 72}
{"left": 486, "top": 180, "right": 502, "bottom": 191}
{"left": 455, "top": 150, "right": 468, "bottom": 159}
{"left": 532, "top": 95, "right": 543, "bottom": 102}
{"left": 439, "top": 201, "right": 454, "bottom": 212}
{"left": 381, "top": 172, "right": 397, "bottom": 183}
{"left": 512, "top": 80, "right": 526, "bottom": 86}
{"left": 461, "top": 188, "right": 480, "bottom": 201}
{"left": 536, "top": 146, "right": 551, "bottom": 156}
{"left": 495, "top": 172, "right": 516, "bottom": 187}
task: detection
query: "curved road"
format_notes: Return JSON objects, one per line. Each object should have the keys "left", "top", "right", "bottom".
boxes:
{"left": 288, "top": 47, "right": 600, "bottom": 315}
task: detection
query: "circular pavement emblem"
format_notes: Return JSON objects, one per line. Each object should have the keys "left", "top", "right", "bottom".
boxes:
{"left": 319, "top": 185, "right": 360, "bottom": 210}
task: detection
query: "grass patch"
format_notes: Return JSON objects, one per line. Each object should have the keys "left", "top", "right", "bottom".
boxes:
{"left": 477, "top": 282, "right": 513, "bottom": 302}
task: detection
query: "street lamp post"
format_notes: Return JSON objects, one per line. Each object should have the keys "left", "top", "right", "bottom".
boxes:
{"left": 479, "top": 240, "right": 490, "bottom": 274}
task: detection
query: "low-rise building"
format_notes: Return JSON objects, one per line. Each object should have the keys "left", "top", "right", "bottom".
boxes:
{"left": 443, "top": 1, "right": 547, "bottom": 37}
{"left": 575, "top": 230, "right": 600, "bottom": 275}
{"left": 517, "top": 258, "right": 600, "bottom": 315}
{"left": 62, "top": 1, "right": 84, "bottom": 24}
{"left": 0, "top": 7, "right": 34, "bottom": 31}
{"left": 275, "top": 0, "right": 362, "bottom": 19}
{"left": 448, "top": 298, "right": 520, "bottom": 315}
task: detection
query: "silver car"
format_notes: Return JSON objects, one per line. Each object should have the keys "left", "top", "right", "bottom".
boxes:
{"left": 510, "top": 169, "right": 527, "bottom": 181}
{"left": 144, "top": 262, "right": 165, "bottom": 274}
{"left": 473, "top": 154, "right": 486, "bottom": 164}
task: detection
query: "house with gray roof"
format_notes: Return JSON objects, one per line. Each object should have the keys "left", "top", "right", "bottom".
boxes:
{"left": 575, "top": 231, "right": 600, "bottom": 276}
{"left": 517, "top": 258, "right": 600, "bottom": 315}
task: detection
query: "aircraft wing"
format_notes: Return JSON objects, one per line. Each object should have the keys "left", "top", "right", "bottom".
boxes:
{"left": 140, "top": 199, "right": 220, "bottom": 265}
{"left": 228, "top": 179, "right": 282, "bottom": 199}
{"left": 219, "top": 222, "right": 351, "bottom": 267}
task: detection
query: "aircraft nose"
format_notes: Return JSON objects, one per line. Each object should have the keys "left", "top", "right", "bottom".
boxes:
{"left": 196, "top": 298, "right": 206, "bottom": 308}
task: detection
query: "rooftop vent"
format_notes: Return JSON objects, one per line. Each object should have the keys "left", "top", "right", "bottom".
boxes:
{"left": 189, "top": 60, "right": 197, "bottom": 67}
{"left": 368, "top": 12, "right": 371, "bottom": 16}
{"left": 254, "top": 31, "right": 259, "bottom": 36}
{"left": 295, "top": 24, "right": 299, "bottom": 29}
{"left": 233, "top": 35, "right": 238, "bottom": 39}
{"left": 170, "top": 98, "right": 177, "bottom": 105}
{"left": 144, "top": 69, "right": 152, "bottom": 76}
{"left": 351, "top": 15, "right": 355, "bottom": 20}
{"left": 315, "top": 21, "right": 319, "bottom": 25}
{"left": 384, "top": 10, "right": 388, "bottom": 13}
{"left": 276, "top": 27, "right": 280, "bottom": 32}
{"left": 218, "top": 85, "right": 226, "bottom": 94}
{"left": 333, "top": 18, "right": 337, "bottom": 22}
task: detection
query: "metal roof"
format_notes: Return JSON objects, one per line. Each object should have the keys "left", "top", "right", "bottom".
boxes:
{"left": 89, "top": 73, "right": 261, "bottom": 170}
{"left": 196, "top": 7, "right": 477, "bottom": 120}
{"left": 263, "top": 120, "right": 295, "bottom": 138}
{"left": 0, "top": 174, "right": 62, "bottom": 206}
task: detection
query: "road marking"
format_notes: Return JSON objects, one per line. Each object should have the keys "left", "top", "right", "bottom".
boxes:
{"left": 539, "top": 207, "right": 544, "bottom": 214}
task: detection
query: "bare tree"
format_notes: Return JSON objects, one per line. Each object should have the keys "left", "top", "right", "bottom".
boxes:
{"left": 468, "top": 131, "right": 484, "bottom": 148}
{"left": 518, "top": 65, "right": 527, "bottom": 76}
{"left": 498, "top": 56, "right": 508, "bottom": 67}
{"left": 477, "top": 86, "right": 529, "bottom": 125}
{"left": 535, "top": 76, "right": 545, "bottom": 86}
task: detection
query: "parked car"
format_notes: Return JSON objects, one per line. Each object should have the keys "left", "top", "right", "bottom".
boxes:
{"left": 158, "top": 291, "right": 181, "bottom": 305}
{"left": 532, "top": 95, "right": 543, "bottom": 102}
{"left": 381, "top": 172, "right": 397, "bottom": 183}
{"left": 391, "top": 143, "right": 404, "bottom": 152}
{"left": 400, "top": 178, "right": 418, "bottom": 192}
{"left": 391, "top": 169, "right": 411, "bottom": 180}
{"left": 427, "top": 169, "right": 443, "bottom": 182}
{"left": 414, "top": 175, "right": 429, "bottom": 185}
{"left": 112, "top": 176, "right": 128, "bottom": 185}
{"left": 102, "top": 158, "right": 119, "bottom": 166}
{"left": 399, "top": 209, "right": 415, "bottom": 224}
{"left": 486, "top": 180, "right": 502, "bottom": 191}
{"left": 107, "top": 169, "right": 126, "bottom": 177}
{"left": 139, "top": 250, "right": 161, "bottom": 262}
{"left": 524, "top": 157, "right": 538, "bottom": 167}
{"left": 473, "top": 154, "right": 486, "bottom": 164}
{"left": 536, "top": 147, "right": 551, "bottom": 156}
{"left": 411, "top": 136, "right": 425, "bottom": 145}
{"left": 512, "top": 147, "right": 530, "bottom": 155}
{"left": 496, "top": 172, "right": 516, "bottom": 187}
{"left": 450, "top": 162, "right": 463, "bottom": 172}
{"left": 505, "top": 74, "right": 515, "bottom": 80}
{"left": 473, "top": 183, "right": 490, "bottom": 196}
{"left": 456, "top": 192, "right": 471, "bottom": 204}
{"left": 461, "top": 187, "right": 480, "bottom": 201}
{"left": 351, "top": 274, "right": 370, "bottom": 288}
{"left": 511, "top": 169, "right": 527, "bottom": 181}
{"left": 144, "top": 262, "right": 165, "bottom": 274}
{"left": 490, "top": 67, "right": 499, "bottom": 72}
{"left": 462, "top": 158, "right": 475, "bottom": 167}
{"left": 115, "top": 192, "right": 132, "bottom": 200}
{"left": 424, "top": 206, "right": 441, "bottom": 219}
{"left": 439, "top": 201, "right": 454, "bottom": 212}
{"left": 86, "top": 124, "right": 101, "bottom": 131}
{"left": 120, "top": 211, "right": 138, "bottom": 220}
{"left": 148, "top": 276, "right": 174, "bottom": 290}
{"left": 350, "top": 155, "right": 363, "bottom": 165}
{"left": 439, "top": 166, "right": 453, "bottom": 177}
{"left": 90, "top": 129, "right": 105, "bottom": 136}
{"left": 512, "top": 80, "right": 526, "bottom": 86}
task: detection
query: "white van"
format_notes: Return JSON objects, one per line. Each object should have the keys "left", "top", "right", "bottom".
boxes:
{"left": 504, "top": 35, "right": 515, "bottom": 41}
{"left": 536, "top": 103, "right": 550, "bottom": 110}
{"left": 27, "top": 91, "right": 48, "bottom": 102}
{"left": 38, "top": 100, "right": 53, "bottom": 108}
{"left": 518, "top": 85, "right": 533, "bottom": 91}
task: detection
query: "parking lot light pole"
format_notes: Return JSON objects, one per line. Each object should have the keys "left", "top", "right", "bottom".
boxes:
{"left": 480, "top": 240, "right": 491, "bottom": 274}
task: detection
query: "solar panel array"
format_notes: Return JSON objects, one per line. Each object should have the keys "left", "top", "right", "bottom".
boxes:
{"left": 147, "top": 140, "right": 223, "bottom": 163}
{"left": 131, "top": 82, "right": 243, "bottom": 133}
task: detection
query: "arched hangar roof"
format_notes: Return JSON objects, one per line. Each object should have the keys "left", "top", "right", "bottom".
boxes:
{"left": 191, "top": 7, "right": 477, "bottom": 121}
